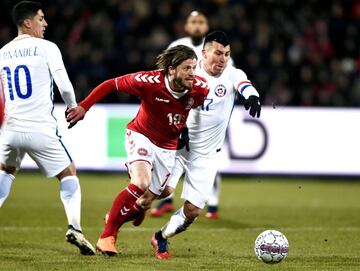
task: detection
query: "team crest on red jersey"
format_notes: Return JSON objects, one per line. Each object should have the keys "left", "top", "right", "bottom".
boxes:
{"left": 137, "top": 148, "right": 148, "bottom": 156}
{"left": 214, "top": 84, "right": 226, "bottom": 97}
{"left": 183, "top": 97, "right": 194, "bottom": 110}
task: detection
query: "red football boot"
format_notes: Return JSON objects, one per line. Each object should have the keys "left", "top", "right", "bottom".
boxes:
{"left": 150, "top": 231, "right": 171, "bottom": 259}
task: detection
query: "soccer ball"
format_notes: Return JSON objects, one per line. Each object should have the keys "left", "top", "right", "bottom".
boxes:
{"left": 254, "top": 229, "right": 289, "bottom": 264}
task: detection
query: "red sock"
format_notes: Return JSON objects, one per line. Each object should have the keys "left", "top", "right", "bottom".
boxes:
{"left": 101, "top": 183, "right": 144, "bottom": 238}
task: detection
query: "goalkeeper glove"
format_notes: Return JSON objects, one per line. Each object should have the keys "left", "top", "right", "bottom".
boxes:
{"left": 244, "top": 95, "right": 261, "bottom": 118}
{"left": 177, "top": 126, "right": 190, "bottom": 151}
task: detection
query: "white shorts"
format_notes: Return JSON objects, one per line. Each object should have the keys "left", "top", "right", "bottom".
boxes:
{"left": 0, "top": 130, "right": 72, "bottom": 177}
{"left": 167, "top": 148, "right": 220, "bottom": 209}
{"left": 125, "top": 129, "right": 176, "bottom": 195}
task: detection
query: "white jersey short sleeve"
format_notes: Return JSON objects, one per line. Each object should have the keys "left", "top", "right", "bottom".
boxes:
{"left": 0, "top": 34, "right": 76, "bottom": 133}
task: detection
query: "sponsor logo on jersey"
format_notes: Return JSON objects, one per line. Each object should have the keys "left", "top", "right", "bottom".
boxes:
{"left": 137, "top": 148, "right": 148, "bottom": 156}
{"left": 184, "top": 97, "right": 194, "bottom": 110}
{"left": 214, "top": 84, "right": 226, "bottom": 97}
{"left": 155, "top": 97, "right": 170, "bottom": 103}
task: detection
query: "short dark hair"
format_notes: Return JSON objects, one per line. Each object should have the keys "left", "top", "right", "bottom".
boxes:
{"left": 156, "top": 45, "right": 197, "bottom": 74}
{"left": 204, "top": 31, "right": 230, "bottom": 48}
{"left": 12, "top": 1, "right": 42, "bottom": 27}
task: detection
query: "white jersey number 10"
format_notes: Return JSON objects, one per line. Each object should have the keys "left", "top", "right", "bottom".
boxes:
{"left": 2, "top": 65, "right": 32, "bottom": 100}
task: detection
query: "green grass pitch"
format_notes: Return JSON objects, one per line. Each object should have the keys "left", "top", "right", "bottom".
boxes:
{"left": 0, "top": 172, "right": 359, "bottom": 271}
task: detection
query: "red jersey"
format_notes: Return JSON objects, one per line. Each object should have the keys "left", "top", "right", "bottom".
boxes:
{"left": 80, "top": 70, "right": 209, "bottom": 149}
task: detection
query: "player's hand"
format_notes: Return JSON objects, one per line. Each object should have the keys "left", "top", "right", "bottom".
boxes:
{"left": 244, "top": 95, "right": 261, "bottom": 118}
{"left": 65, "top": 108, "right": 77, "bottom": 128}
{"left": 177, "top": 126, "right": 190, "bottom": 151}
{"left": 65, "top": 106, "right": 86, "bottom": 129}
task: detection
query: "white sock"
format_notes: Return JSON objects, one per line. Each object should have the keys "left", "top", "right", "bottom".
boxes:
{"left": 0, "top": 170, "right": 15, "bottom": 207}
{"left": 60, "top": 176, "right": 82, "bottom": 231}
{"left": 162, "top": 206, "right": 195, "bottom": 239}
{"left": 207, "top": 173, "right": 221, "bottom": 206}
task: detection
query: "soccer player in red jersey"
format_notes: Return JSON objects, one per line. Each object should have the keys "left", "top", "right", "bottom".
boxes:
{"left": 66, "top": 45, "right": 209, "bottom": 256}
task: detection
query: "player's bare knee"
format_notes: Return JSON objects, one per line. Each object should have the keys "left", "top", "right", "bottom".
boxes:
{"left": 131, "top": 178, "right": 150, "bottom": 191}
{"left": 129, "top": 162, "right": 152, "bottom": 190}
{"left": 56, "top": 163, "right": 76, "bottom": 181}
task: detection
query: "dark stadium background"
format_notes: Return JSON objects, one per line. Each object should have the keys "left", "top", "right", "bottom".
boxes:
{"left": 1, "top": 3, "right": 360, "bottom": 270}
{"left": 1, "top": 0, "right": 359, "bottom": 107}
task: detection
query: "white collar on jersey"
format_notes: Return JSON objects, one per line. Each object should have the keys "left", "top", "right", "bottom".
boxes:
{"left": 13, "top": 34, "right": 32, "bottom": 41}
{"left": 165, "top": 75, "right": 189, "bottom": 99}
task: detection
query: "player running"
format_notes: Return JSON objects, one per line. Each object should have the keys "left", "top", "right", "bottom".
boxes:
{"left": 150, "top": 31, "right": 261, "bottom": 259}
{"left": 66, "top": 45, "right": 209, "bottom": 256}
{"left": 0, "top": 1, "right": 95, "bottom": 255}
{"left": 151, "top": 10, "right": 224, "bottom": 219}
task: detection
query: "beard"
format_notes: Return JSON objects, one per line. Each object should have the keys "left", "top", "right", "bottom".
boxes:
{"left": 191, "top": 35, "right": 203, "bottom": 46}
{"left": 173, "top": 77, "right": 193, "bottom": 91}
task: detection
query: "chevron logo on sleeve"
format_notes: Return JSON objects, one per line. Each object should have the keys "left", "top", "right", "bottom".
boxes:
{"left": 135, "top": 73, "right": 160, "bottom": 83}
{"left": 120, "top": 206, "right": 130, "bottom": 216}
{"left": 194, "top": 78, "right": 208, "bottom": 88}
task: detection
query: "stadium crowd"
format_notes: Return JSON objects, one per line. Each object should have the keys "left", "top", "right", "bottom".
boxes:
{"left": 0, "top": 0, "right": 359, "bottom": 106}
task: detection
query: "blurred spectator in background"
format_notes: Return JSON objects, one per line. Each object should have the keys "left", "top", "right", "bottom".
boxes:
{"left": 0, "top": 0, "right": 359, "bottom": 106}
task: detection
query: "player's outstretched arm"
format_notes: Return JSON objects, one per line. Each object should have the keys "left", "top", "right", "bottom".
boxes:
{"left": 65, "top": 78, "right": 118, "bottom": 128}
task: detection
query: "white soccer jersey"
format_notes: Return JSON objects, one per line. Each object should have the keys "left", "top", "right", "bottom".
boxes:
{"left": 0, "top": 34, "right": 76, "bottom": 133}
{"left": 186, "top": 60, "right": 259, "bottom": 156}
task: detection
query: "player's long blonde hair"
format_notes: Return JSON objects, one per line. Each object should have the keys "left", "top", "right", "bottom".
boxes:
{"left": 156, "top": 45, "right": 197, "bottom": 75}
